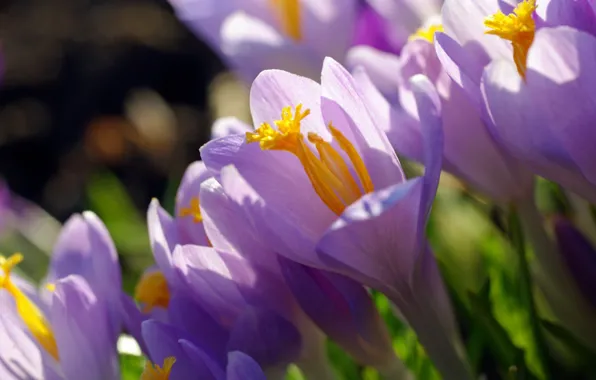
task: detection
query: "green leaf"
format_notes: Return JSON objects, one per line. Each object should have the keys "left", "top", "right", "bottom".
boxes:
{"left": 119, "top": 354, "right": 145, "bottom": 380}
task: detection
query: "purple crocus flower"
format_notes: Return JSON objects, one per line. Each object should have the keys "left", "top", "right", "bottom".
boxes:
{"left": 436, "top": 0, "right": 596, "bottom": 203}
{"left": 140, "top": 320, "right": 266, "bottom": 380}
{"left": 169, "top": 0, "right": 358, "bottom": 82}
{"left": 200, "top": 57, "right": 472, "bottom": 379}
{"left": 0, "top": 213, "right": 122, "bottom": 380}
{"left": 135, "top": 156, "right": 401, "bottom": 377}
{"left": 436, "top": 0, "right": 596, "bottom": 350}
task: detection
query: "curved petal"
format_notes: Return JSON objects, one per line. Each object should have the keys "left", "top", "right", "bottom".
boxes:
{"left": 0, "top": 293, "right": 44, "bottom": 380}
{"left": 226, "top": 351, "right": 266, "bottom": 380}
{"left": 320, "top": 57, "right": 404, "bottom": 189}
{"left": 536, "top": 0, "right": 596, "bottom": 36}
{"left": 345, "top": 46, "right": 401, "bottom": 99}
{"left": 199, "top": 177, "right": 279, "bottom": 272}
{"left": 119, "top": 293, "right": 149, "bottom": 355}
{"left": 147, "top": 199, "right": 180, "bottom": 285}
{"left": 52, "top": 275, "right": 119, "bottom": 380}
{"left": 211, "top": 117, "right": 253, "bottom": 140}
{"left": 352, "top": 5, "right": 398, "bottom": 53}
{"left": 141, "top": 320, "right": 210, "bottom": 379}
{"left": 481, "top": 27, "right": 596, "bottom": 202}
{"left": 169, "top": 294, "right": 229, "bottom": 361}
{"left": 278, "top": 256, "right": 395, "bottom": 367}
{"left": 179, "top": 340, "right": 226, "bottom": 379}
{"left": 221, "top": 12, "right": 322, "bottom": 82}
{"left": 226, "top": 308, "right": 301, "bottom": 370}
{"left": 47, "top": 212, "right": 121, "bottom": 302}
{"left": 175, "top": 161, "right": 212, "bottom": 247}
{"left": 442, "top": 0, "right": 510, "bottom": 60}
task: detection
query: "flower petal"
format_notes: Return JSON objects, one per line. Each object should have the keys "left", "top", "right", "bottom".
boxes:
{"left": 320, "top": 57, "right": 404, "bottom": 188}
{"left": 345, "top": 46, "right": 401, "bottom": 99}
{"left": 52, "top": 275, "right": 119, "bottom": 380}
{"left": 442, "top": 0, "right": 510, "bottom": 60}
{"left": 226, "top": 351, "right": 266, "bottom": 380}
{"left": 226, "top": 308, "right": 302, "bottom": 370}
{"left": 141, "top": 320, "right": 206, "bottom": 379}
{"left": 179, "top": 339, "right": 226, "bottom": 379}
{"left": 175, "top": 161, "right": 212, "bottom": 246}
{"left": 211, "top": 117, "right": 253, "bottom": 140}
{"left": 536, "top": 0, "right": 596, "bottom": 36}
{"left": 221, "top": 12, "right": 323, "bottom": 82}
{"left": 147, "top": 199, "right": 180, "bottom": 284}
{"left": 278, "top": 256, "right": 395, "bottom": 367}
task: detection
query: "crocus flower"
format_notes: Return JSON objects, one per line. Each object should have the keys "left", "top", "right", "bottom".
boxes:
{"left": 435, "top": 0, "right": 596, "bottom": 350}
{"left": 169, "top": 0, "right": 358, "bottom": 82}
{"left": 436, "top": 0, "right": 596, "bottom": 203}
{"left": 0, "top": 212, "right": 122, "bottom": 380}
{"left": 348, "top": 0, "right": 443, "bottom": 97}
{"left": 200, "top": 57, "right": 472, "bottom": 379}
{"left": 140, "top": 320, "right": 266, "bottom": 380}
{"left": 348, "top": 8, "right": 533, "bottom": 202}
{"left": 135, "top": 157, "right": 400, "bottom": 377}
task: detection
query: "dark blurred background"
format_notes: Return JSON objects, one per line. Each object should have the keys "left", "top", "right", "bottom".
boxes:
{"left": 0, "top": 0, "right": 248, "bottom": 222}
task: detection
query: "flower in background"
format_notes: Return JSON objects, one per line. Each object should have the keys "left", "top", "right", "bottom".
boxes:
{"left": 0, "top": 211, "right": 122, "bottom": 380}
{"left": 436, "top": 0, "right": 596, "bottom": 204}
{"left": 347, "top": 2, "right": 533, "bottom": 203}
{"left": 169, "top": 0, "right": 358, "bottom": 82}
{"left": 200, "top": 57, "right": 472, "bottom": 379}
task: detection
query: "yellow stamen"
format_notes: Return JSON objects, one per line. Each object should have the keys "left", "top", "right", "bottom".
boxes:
{"left": 134, "top": 270, "right": 170, "bottom": 313}
{"left": 409, "top": 24, "right": 444, "bottom": 43}
{"left": 45, "top": 283, "right": 56, "bottom": 292}
{"left": 141, "top": 357, "right": 176, "bottom": 380}
{"left": 178, "top": 197, "right": 203, "bottom": 223}
{"left": 246, "top": 105, "right": 374, "bottom": 215}
{"left": 269, "top": 0, "right": 302, "bottom": 41}
{"left": 485, "top": 0, "right": 537, "bottom": 78}
{"left": 0, "top": 253, "right": 59, "bottom": 361}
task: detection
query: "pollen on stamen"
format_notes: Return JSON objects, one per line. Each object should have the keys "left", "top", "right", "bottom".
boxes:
{"left": 134, "top": 270, "right": 170, "bottom": 313}
{"left": 409, "top": 24, "right": 444, "bottom": 43}
{"left": 269, "top": 0, "right": 302, "bottom": 41}
{"left": 178, "top": 197, "right": 203, "bottom": 223}
{"left": 141, "top": 356, "right": 176, "bottom": 380}
{"left": 245, "top": 104, "right": 310, "bottom": 152}
{"left": 0, "top": 253, "right": 59, "bottom": 361}
{"left": 484, "top": 0, "right": 537, "bottom": 78}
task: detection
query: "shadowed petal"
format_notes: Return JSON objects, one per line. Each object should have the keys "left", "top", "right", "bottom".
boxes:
{"left": 147, "top": 199, "right": 180, "bottom": 284}
{"left": 226, "top": 351, "right": 266, "bottom": 380}
{"left": 175, "top": 161, "right": 212, "bottom": 246}
{"left": 52, "top": 275, "right": 119, "bottom": 380}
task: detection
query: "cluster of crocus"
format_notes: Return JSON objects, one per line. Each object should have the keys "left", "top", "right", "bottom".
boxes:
{"left": 4, "top": 0, "right": 596, "bottom": 379}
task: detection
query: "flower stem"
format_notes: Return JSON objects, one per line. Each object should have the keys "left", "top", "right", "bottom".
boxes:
{"left": 508, "top": 205, "right": 550, "bottom": 379}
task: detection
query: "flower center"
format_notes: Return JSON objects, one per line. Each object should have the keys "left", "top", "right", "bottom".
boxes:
{"left": 141, "top": 357, "right": 176, "bottom": 380}
{"left": 134, "top": 270, "right": 170, "bottom": 313}
{"left": 0, "top": 253, "right": 59, "bottom": 361}
{"left": 269, "top": 0, "right": 302, "bottom": 41}
{"left": 246, "top": 104, "right": 374, "bottom": 215}
{"left": 409, "top": 24, "right": 444, "bottom": 43}
{"left": 178, "top": 197, "right": 203, "bottom": 223}
{"left": 484, "top": 0, "right": 537, "bottom": 78}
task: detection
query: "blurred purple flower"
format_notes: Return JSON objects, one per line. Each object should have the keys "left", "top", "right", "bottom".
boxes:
{"left": 554, "top": 217, "right": 596, "bottom": 308}
{"left": 436, "top": 0, "right": 596, "bottom": 203}
{"left": 169, "top": 0, "right": 358, "bottom": 82}
{"left": 200, "top": 57, "right": 472, "bottom": 379}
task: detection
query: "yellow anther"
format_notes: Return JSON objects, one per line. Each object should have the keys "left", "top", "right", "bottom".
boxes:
{"left": 485, "top": 0, "right": 537, "bottom": 78}
{"left": 179, "top": 197, "right": 203, "bottom": 223}
{"left": 269, "top": 0, "right": 302, "bottom": 41}
{"left": 0, "top": 253, "right": 59, "bottom": 361}
{"left": 141, "top": 357, "right": 176, "bottom": 380}
{"left": 45, "top": 283, "right": 56, "bottom": 292}
{"left": 409, "top": 24, "right": 444, "bottom": 43}
{"left": 246, "top": 105, "right": 374, "bottom": 216}
{"left": 134, "top": 270, "right": 170, "bottom": 313}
